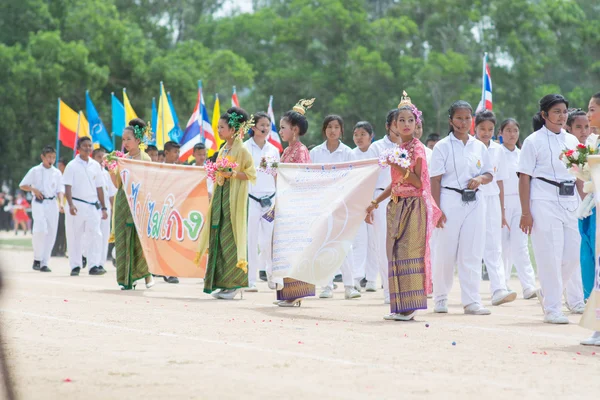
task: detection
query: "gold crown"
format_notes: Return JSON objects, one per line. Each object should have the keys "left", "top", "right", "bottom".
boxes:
{"left": 397, "top": 91, "right": 413, "bottom": 108}
{"left": 293, "top": 98, "right": 316, "bottom": 115}
{"left": 236, "top": 115, "right": 255, "bottom": 139}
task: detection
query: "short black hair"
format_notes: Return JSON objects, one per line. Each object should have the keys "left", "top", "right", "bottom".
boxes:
{"left": 92, "top": 148, "right": 106, "bottom": 158}
{"left": 426, "top": 133, "right": 440, "bottom": 142}
{"left": 566, "top": 108, "right": 587, "bottom": 128}
{"left": 193, "top": 143, "right": 206, "bottom": 151}
{"left": 158, "top": 150, "right": 165, "bottom": 157}
{"left": 321, "top": 115, "right": 344, "bottom": 139}
{"left": 146, "top": 145, "right": 158, "bottom": 152}
{"left": 58, "top": 157, "right": 67, "bottom": 166}
{"left": 41, "top": 145, "right": 56, "bottom": 156}
{"left": 164, "top": 141, "right": 181, "bottom": 152}
{"left": 77, "top": 136, "right": 92, "bottom": 148}
{"left": 475, "top": 110, "right": 497, "bottom": 127}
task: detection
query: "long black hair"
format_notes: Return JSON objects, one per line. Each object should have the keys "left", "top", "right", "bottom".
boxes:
{"left": 447, "top": 100, "right": 473, "bottom": 133}
{"left": 281, "top": 110, "right": 309, "bottom": 136}
{"left": 532, "top": 94, "right": 569, "bottom": 131}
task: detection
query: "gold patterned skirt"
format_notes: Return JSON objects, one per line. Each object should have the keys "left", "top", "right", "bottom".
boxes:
{"left": 386, "top": 196, "right": 427, "bottom": 313}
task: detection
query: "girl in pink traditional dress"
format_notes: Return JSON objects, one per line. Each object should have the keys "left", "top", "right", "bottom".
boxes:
{"left": 366, "top": 92, "right": 441, "bottom": 321}
{"left": 272, "top": 99, "right": 316, "bottom": 307}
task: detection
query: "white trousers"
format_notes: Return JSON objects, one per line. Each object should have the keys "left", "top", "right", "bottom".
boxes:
{"left": 530, "top": 199, "right": 583, "bottom": 314}
{"left": 352, "top": 222, "right": 368, "bottom": 281}
{"left": 483, "top": 195, "right": 508, "bottom": 294}
{"left": 564, "top": 270, "right": 584, "bottom": 307}
{"left": 502, "top": 195, "right": 536, "bottom": 291}
{"left": 99, "top": 208, "right": 111, "bottom": 267}
{"left": 66, "top": 202, "right": 102, "bottom": 270}
{"left": 432, "top": 192, "right": 486, "bottom": 306}
{"left": 325, "top": 252, "right": 355, "bottom": 289}
{"left": 247, "top": 194, "right": 274, "bottom": 285}
{"left": 367, "top": 190, "right": 390, "bottom": 299}
{"left": 32, "top": 200, "right": 59, "bottom": 266}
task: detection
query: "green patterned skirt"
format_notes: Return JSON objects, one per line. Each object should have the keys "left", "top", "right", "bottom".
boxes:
{"left": 203, "top": 180, "right": 248, "bottom": 294}
{"left": 115, "top": 188, "right": 150, "bottom": 289}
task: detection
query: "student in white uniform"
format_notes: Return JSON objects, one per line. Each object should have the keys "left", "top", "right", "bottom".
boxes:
{"left": 415, "top": 118, "right": 433, "bottom": 166}
{"left": 309, "top": 115, "right": 361, "bottom": 299}
{"left": 430, "top": 100, "right": 494, "bottom": 315}
{"left": 92, "top": 148, "right": 117, "bottom": 271}
{"left": 497, "top": 119, "right": 538, "bottom": 299}
{"left": 63, "top": 137, "right": 108, "bottom": 276}
{"left": 518, "top": 94, "right": 586, "bottom": 324}
{"left": 368, "top": 109, "right": 404, "bottom": 303}
{"left": 19, "top": 145, "right": 65, "bottom": 272}
{"left": 244, "top": 112, "right": 280, "bottom": 291}
{"left": 350, "top": 121, "right": 376, "bottom": 291}
{"left": 474, "top": 110, "right": 517, "bottom": 306}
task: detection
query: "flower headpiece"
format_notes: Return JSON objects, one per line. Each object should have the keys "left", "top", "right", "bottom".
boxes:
{"left": 236, "top": 115, "right": 255, "bottom": 140}
{"left": 130, "top": 122, "right": 152, "bottom": 150}
{"left": 397, "top": 91, "right": 422, "bottom": 125}
{"left": 292, "top": 98, "right": 316, "bottom": 115}
{"left": 228, "top": 112, "right": 244, "bottom": 131}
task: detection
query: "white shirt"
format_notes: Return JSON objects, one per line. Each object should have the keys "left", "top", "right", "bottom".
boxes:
{"left": 369, "top": 135, "right": 397, "bottom": 189}
{"left": 244, "top": 138, "right": 280, "bottom": 195}
{"left": 351, "top": 146, "right": 376, "bottom": 161}
{"left": 62, "top": 155, "right": 104, "bottom": 203}
{"left": 430, "top": 133, "right": 494, "bottom": 192}
{"left": 19, "top": 164, "right": 64, "bottom": 198}
{"left": 101, "top": 170, "right": 118, "bottom": 211}
{"left": 518, "top": 127, "right": 579, "bottom": 203}
{"left": 501, "top": 145, "right": 520, "bottom": 196}
{"left": 424, "top": 146, "right": 433, "bottom": 167}
{"left": 479, "top": 141, "right": 509, "bottom": 197}
{"left": 309, "top": 141, "right": 353, "bottom": 164}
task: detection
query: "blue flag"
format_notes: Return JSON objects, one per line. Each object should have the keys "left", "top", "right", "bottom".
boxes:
{"left": 85, "top": 91, "right": 114, "bottom": 151}
{"left": 167, "top": 92, "right": 184, "bottom": 143}
{"left": 111, "top": 93, "right": 125, "bottom": 138}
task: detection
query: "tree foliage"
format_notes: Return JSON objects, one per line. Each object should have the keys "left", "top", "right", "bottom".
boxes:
{"left": 1, "top": 0, "right": 598, "bottom": 187}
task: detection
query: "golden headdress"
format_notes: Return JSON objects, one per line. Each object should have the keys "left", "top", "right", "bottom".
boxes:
{"left": 293, "top": 98, "right": 316, "bottom": 115}
{"left": 397, "top": 91, "right": 413, "bottom": 108}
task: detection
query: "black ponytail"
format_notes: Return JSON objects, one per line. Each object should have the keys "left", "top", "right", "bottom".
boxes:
{"left": 532, "top": 94, "right": 569, "bottom": 131}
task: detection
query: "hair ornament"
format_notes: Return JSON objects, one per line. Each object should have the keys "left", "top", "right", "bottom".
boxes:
{"left": 292, "top": 98, "right": 316, "bottom": 115}
{"left": 236, "top": 115, "right": 255, "bottom": 140}
{"left": 397, "top": 90, "right": 422, "bottom": 125}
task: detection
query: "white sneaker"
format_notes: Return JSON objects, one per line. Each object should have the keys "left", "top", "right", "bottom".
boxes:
{"left": 464, "top": 303, "right": 491, "bottom": 315}
{"left": 354, "top": 279, "right": 362, "bottom": 293}
{"left": 245, "top": 284, "right": 258, "bottom": 292}
{"left": 344, "top": 287, "right": 361, "bottom": 299}
{"left": 567, "top": 302, "right": 586, "bottom": 314}
{"left": 319, "top": 287, "right": 333, "bottom": 299}
{"left": 491, "top": 289, "right": 517, "bottom": 306}
{"left": 365, "top": 281, "right": 377, "bottom": 292}
{"left": 523, "top": 288, "right": 538, "bottom": 300}
{"left": 211, "top": 289, "right": 222, "bottom": 299}
{"left": 434, "top": 300, "right": 448, "bottom": 313}
{"left": 544, "top": 312, "right": 569, "bottom": 324}
{"left": 383, "top": 312, "right": 416, "bottom": 321}
{"left": 580, "top": 331, "right": 600, "bottom": 346}
{"left": 219, "top": 289, "right": 242, "bottom": 300}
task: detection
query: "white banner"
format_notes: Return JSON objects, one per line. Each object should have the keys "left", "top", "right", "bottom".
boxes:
{"left": 272, "top": 159, "right": 379, "bottom": 286}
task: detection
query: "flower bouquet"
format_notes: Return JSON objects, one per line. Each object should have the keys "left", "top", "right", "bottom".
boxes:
{"left": 258, "top": 156, "right": 279, "bottom": 176}
{"left": 561, "top": 143, "right": 598, "bottom": 219}
{"left": 378, "top": 146, "right": 411, "bottom": 169}
{"left": 102, "top": 151, "right": 126, "bottom": 172}
{"left": 205, "top": 157, "right": 239, "bottom": 186}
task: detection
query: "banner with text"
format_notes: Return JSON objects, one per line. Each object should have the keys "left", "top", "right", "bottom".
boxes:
{"left": 118, "top": 159, "right": 209, "bottom": 278}
{"left": 272, "top": 159, "right": 379, "bottom": 286}
{"left": 581, "top": 156, "right": 600, "bottom": 331}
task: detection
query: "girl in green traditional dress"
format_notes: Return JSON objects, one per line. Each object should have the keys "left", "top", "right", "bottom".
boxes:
{"left": 112, "top": 118, "right": 155, "bottom": 290}
{"left": 197, "top": 107, "right": 257, "bottom": 300}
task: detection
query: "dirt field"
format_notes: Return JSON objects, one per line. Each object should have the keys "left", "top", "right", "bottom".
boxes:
{"left": 0, "top": 246, "right": 597, "bottom": 400}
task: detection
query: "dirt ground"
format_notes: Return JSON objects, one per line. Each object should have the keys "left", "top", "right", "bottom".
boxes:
{"left": 0, "top": 247, "right": 597, "bottom": 400}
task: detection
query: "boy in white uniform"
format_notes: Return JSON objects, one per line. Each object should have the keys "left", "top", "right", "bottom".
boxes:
{"left": 19, "top": 146, "right": 65, "bottom": 272}
{"left": 244, "top": 112, "right": 280, "bottom": 291}
{"left": 430, "top": 101, "right": 494, "bottom": 315}
{"left": 92, "top": 148, "right": 117, "bottom": 270}
{"left": 474, "top": 110, "right": 517, "bottom": 306}
{"left": 518, "top": 94, "right": 585, "bottom": 324}
{"left": 63, "top": 137, "right": 108, "bottom": 276}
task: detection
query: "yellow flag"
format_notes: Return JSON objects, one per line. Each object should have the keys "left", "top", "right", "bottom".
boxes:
{"left": 123, "top": 88, "right": 138, "bottom": 124}
{"left": 210, "top": 94, "right": 222, "bottom": 156}
{"left": 77, "top": 111, "right": 90, "bottom": 138}
{"left": 156, "top": 82, "right": 176, "bottom": 150}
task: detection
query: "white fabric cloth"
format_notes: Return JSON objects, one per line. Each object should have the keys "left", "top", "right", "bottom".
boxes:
{"left": 19, "top": 164, "right": 64, "bottom": 198}
{"left": 63, "top": 155, "right": 104, "bottom": 203}
{"left": 247, "top": 196, "right": 274, "bottom": 285}
{"left": 530, "top": 199, "right": 583, "bottom": 313}
{"left": 483, "top": 195, "right": 508, "bottom": 294}
{"left": 501, "top": 145, "right": 520, "bottom": 196}
{"left": 478, "top": 141, "right": 508, "bottom": 196}
{"left": 430, "top": 133, "right": 494, "bottom": 193}
{"left": 244, "top": 138, "right": 280, "bottom": 195}
{"left": 99, "top": 209, "right": 111, "bottom": 267}
{"left": 424, "top": 146, "right": 433, "bottom": 167}
{"left": 518, "top": 127, "right": 579, "bottom": 203}
{"left": 370, "top": 135, "right": 396, "bottom": 189}
{"left": 101, "top": 170, "right": 117, "bottom": 210}
{"left": 309, "top": 141, "right": 353, "bottom": 163}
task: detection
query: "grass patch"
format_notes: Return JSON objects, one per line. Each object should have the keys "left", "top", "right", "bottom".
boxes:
{"left": 0, "top": 238, "right": 33, "bottom": 249}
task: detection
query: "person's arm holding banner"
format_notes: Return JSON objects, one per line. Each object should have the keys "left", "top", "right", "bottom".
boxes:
{"left": 365, "top": 185, "right": 391, "bottom": 224}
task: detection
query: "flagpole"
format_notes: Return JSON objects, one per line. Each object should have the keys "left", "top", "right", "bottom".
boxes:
{"left": 198, "top": 80, "right": 204, "bottom": 143}
{"left": 111, "top": 92, "right": 116, "bottom": 150}
{"left": 56, "top": 98, "right": 61, "bottom": 167}
{"left": 481, "top": 52, "right": 487, "bottom": 111}
{"left": 74, "top": 111, "right": 81, "bottom": 159}
{"left": 160, "top": 81, "right": 165, "bottom": 149}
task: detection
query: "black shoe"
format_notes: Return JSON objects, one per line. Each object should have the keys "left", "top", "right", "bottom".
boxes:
{"left": 333, "top": 274, "right": 343, "bottom": 283}
{"left": 70, "top": 267, "right": 81, "bottom": 276}
{"left": 166, "top": 276, "right": 179, "bottom": 284}
{"left": 259, "top": 271, "right": 268, "bottom": 282}
{"left": 40, "top": 266, "right": 52, "bottom": 272}
{"left": 32, "top": 261, "right": 41, "bottom": 271}
{"left": 360, "top": 278, "right": 367, "bottom": 288}
{"left": 89, "top": 266, "right": 105, "bottom": 276}
{"left": 82, "top": 256, "right": 87, "bottom": 269}
{"left": 98, "top": 266, "right": 107, "bottom": 274}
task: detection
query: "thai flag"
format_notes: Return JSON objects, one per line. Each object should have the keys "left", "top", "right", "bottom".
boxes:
{"left": 179, "top": 81, "right": 216, "bottom": 162}
{"left": 476, "top": 53, "right": 492, "bottom": 113}
{"left": 232, "top": 86, "right": 240, "bottom": 108}
{"left": 267, "top": 96, "right": 283, "bottom": 153}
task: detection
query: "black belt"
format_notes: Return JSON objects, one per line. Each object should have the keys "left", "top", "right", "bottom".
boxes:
{"left": 376, "top": 188, "right": 385, "bottom": 191}
{"left": 249, "top": 193, "right": 275, "bottom": 208}
{"left": 72, "top": 197, "right": 99, "bottom": 206}
{"left": 42, "top": 196, "right": 55, "bottom": 200}
{"left": 34, "top": 196, "right": 55, "bottom": 204}
{"left": 443, "top": 187, "right": 478, "bottom": 195}
{"left": 536, "top": 177, "right": 573, "bottom": 188}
